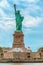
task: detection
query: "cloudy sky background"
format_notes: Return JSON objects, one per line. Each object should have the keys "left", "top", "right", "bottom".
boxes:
{"left": 0, "top": 0, "right": 43, "bottom": 52}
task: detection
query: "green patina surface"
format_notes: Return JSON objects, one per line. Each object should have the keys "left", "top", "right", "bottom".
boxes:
{"left": 14, "top": 4, "right": 24, "bottom": 32}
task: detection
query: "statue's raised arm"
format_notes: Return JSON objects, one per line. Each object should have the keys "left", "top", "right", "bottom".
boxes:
{"left": 14, "top": 4, "right": 16, "bottom": 15}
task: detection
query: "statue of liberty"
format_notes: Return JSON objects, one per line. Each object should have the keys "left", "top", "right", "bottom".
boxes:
{"left": 14, "top": 4, "right": 24, "bottom": 32}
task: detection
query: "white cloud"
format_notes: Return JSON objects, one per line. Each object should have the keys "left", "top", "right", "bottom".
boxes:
{"left": 13, "top": 0, "right": 20, "bottom": 4}
{"left": 20, "top": 0, "right": 39, "bottom": 3}
{"left": 23, "top": 15, "right": 43, "bottom": 27}
{"left": 13, "top": 0, "right": 39, "bottom": 4}
{"left": 0, "top": 9, "right": 8, "bottom": 19}
{"left": 0, "top": 8, "right": 14, "bottom": 19}
{"left": 0, "top": 0, "right": 10, "bottom": 8}
{"left": 0, "top": 3, "right": 15, "bottom": 30}
{"left": 0, "top": 20, "right": 16, "bottom": 29}
{"left": 19, "top": 1, "right": 40, "bottom": 17}
{"left": 21, "top": 0, "right": 34, "bottom": 2}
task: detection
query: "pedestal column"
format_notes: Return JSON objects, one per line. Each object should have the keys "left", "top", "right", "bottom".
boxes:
{"left": 13, "top": 32, "right": 25, "bottom": 48}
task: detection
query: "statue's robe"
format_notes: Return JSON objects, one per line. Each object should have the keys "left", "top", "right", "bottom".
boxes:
{"left": 15, "top": 11, "right": 24, "bottom": 32}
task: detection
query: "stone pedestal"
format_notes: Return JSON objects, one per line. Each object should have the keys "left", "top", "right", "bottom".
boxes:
{"left": 13, "top": 32, "right": 25, "bottom": 48}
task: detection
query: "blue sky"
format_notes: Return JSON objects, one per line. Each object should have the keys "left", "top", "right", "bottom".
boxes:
{"left": 0, "top": 0, "right": 43, "bottom": 52}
